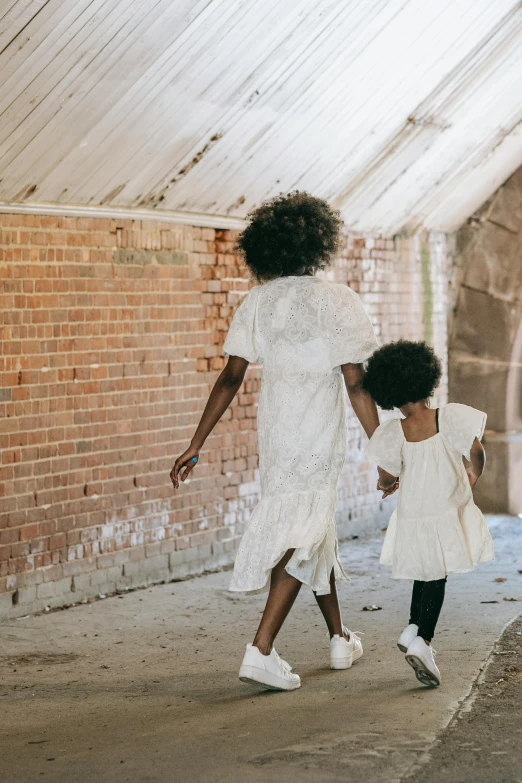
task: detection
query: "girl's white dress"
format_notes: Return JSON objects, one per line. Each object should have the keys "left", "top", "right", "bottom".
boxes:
{"left": 366, "top": 404, "right": 494, "bottom": 581}
{"left": 224, "top": 276, "right": 378, "bottom": 595}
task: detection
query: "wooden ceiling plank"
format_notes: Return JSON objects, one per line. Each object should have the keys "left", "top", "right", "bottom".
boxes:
{"left": 0, "top": 0, "right": 150, "bottom": 175}
{"left": 0, "top": 0, "right": 50, "bottom": 49}
{"left": 32, "top": 0, "right": 220, "bottom": 202}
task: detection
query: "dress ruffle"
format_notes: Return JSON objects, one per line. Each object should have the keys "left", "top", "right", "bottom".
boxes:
{"left": 229, "top": 489, "right": 347, "bottom": 595}
{"left": 380, "top": 500, "right": 494, "bottom": 581}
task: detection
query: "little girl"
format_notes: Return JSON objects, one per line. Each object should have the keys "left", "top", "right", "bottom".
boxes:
{"left": 363, "top": 340, "right": 494, "bottom": 687}
{"left": 171, "top": 192, "right": 383, "bottom": 691}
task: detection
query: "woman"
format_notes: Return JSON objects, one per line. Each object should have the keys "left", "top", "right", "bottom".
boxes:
{"left": 171, "top": 192, "right": 382, "bottom": 691}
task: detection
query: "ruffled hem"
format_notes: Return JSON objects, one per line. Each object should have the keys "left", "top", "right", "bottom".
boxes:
{"left": 229, "top": 489, "right": 347, "bottom": 595}
{"left": 380, "top": 501, "right": 494, "bottom": 581}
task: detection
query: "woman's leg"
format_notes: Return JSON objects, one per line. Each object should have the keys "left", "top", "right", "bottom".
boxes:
{"left": 314, "top": 569, "right": 346, "bottom": 638}
{"left": 417, "top": 577, "right": 447, "bottom": 643}
{"left": 252, "top": 549, "right": 303, "bottom": 655}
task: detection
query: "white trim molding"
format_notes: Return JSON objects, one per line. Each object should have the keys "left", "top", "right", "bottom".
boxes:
{"left": 0, "top": 200, "right": 247, "bottom": 231}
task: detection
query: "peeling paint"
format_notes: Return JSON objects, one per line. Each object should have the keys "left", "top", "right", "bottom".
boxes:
{"left": 101, "top": 184, "right": 126, "bottom": 205}
{"left": 406, "top": 115, "right": 451, "bottom": 130}
{"left": 170, "top": 134, "right": 223, "bottom": 186}
{"left": 226, "top": 195, "right": 246, "bottom": 214}
{"left": 13, "top": 184, "right": 37, "bottom": 200}
{"left": 137, "top": 134, "right": 224, "bottom": 208}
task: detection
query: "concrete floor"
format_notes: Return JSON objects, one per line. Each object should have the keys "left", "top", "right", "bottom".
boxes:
{"left": 408, "top": 613, "right": 522, "bottom": 783}
{"left": 1, "top": 516, "right": 521, "bottom": 783}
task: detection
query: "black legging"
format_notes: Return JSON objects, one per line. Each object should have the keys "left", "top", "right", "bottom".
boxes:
{"left": 409, "top": 577, "right": 447, "bottom": 642}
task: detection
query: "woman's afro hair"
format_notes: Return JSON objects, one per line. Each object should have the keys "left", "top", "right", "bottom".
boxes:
{"left": 236, "top": 191, "right": 343, "bottom": 282}
{"left": 363, "top": 340, "right": 442, "bottom": 410}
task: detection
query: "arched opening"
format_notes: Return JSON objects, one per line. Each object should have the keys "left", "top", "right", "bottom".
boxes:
{"left": 449, "top": 166, "right": 522, "bottom": 513}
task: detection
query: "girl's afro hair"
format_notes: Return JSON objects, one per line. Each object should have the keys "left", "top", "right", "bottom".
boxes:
{"left": 363, "top": 340, "right": 442, "bottom": 410}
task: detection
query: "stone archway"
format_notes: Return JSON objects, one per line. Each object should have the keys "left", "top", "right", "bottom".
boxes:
{"left": 449, "top": 166, "right": 522, "bottom": 513}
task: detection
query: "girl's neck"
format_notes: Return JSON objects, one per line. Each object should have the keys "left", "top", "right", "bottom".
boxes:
{"left": 399, "top": 400, "right": 439, "bottom": 442}
{"left": 399, "top": 401, "right": 431, "bottom": 419}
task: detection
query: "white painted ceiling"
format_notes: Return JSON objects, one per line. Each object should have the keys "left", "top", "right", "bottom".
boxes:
{"left": 1, "top": 0, "right": 522, "bottom": 234}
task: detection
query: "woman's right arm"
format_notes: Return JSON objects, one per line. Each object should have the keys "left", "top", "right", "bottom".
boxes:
{"left": 170, "top": 355, "right": 249, "bottom": 489}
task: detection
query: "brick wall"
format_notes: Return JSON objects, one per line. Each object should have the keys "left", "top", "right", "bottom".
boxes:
{"left": 0, "top": 214, "right": 448, "bottom": 619}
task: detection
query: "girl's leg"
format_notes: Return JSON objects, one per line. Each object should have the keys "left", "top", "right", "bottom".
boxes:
{"left": 314, "top": 569, "right": 346, "bottom": 638}
{"left": 409, "top": 580, "right": 425, "bottom": 626}
{"left": 417, "top": 577, "right": 447, "bottom": 643}
{"left": 252, "top": 549, "right": 303, "bottom": 655}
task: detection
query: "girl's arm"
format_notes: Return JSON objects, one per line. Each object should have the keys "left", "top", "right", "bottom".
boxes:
{"left": 170, "top": 355, "right": 249, "bottom": 489}
{"left": 466, "top": 437, "right": 486, "bottom": 489}
{"left": 342, "top": 363, "right": 380, "bottom": 438}
{"left": 377, "top": 467, "right": 399, "bottom": 498}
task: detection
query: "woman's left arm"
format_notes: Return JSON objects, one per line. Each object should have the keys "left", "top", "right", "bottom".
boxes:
{"left": 170, "top": 355, "right": 249, "bottom": 489}
{"left": 342, "top": 363, "right": 380, "bottom": 439}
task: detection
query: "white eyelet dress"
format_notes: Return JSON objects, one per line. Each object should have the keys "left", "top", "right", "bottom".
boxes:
{"left": 365, "top": 404, "right": 494, "bottom": 581}
{"left": 224, "top": 276, "right": 378, "bottom": 595}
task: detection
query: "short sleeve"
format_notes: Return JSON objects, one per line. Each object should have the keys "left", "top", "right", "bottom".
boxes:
{"left": 440, "top": 403, "right": 487, "bottom": 460}
{"left": 326, "top": 284, "right": 379, "bottom": 369}
{"left": 365, "top": 419, "right": 403, "bottom": 477}
{"left": 223, "top": 286, "right": 262, "bottom": 363}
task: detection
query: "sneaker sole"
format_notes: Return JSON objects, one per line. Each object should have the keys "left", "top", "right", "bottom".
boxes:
{"left": 397, "top": 643, "right": 408, "bottom": 653}
{"left": 330, "top": 657, "right": 352, "bottom": 670}
{"left": 330, "top": 649, "right": 363, "bottom": 670}
{"left": 405, "top": 654, "right": 440, "bottom": 687}
{"left": 239, "top": 665, "right": 301, "bottom": 691}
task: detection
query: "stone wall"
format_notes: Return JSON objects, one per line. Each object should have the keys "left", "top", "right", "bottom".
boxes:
{"left": 449, "top": 167, "right": 522, "bottom": 513}
{"left": 0, "top": 214, "right": 448, "bottom": 619}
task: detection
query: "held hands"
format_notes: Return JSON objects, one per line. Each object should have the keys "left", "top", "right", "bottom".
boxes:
{"left": 378, "top": 468, "right": 479, "bottom": 498}
{"left": 170, "top": 445, "right": 200, "bottom": 489}
{"left": 377, "top": 478, "right": 400, "bottom": 499}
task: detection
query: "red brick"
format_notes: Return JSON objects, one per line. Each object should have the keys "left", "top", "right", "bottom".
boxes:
{"left": 0, "top": 213, "right": 448, "bottom": 610}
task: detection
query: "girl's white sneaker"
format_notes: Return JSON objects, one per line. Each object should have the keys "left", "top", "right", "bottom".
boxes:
{"left": 405, "top": 636, "right": 441, "bottom": 687}
{"left": 330, "top": 627, "right": 363, "bottom": 669}
{"left": 239, "top": 644, "right": 301, "bottom": 691}
{"left": 397, "top": 623, "right": 419, "bottom": 653}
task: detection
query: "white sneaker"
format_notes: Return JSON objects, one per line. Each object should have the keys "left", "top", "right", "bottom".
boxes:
{"left": 330, "top": 627, "right": 363, "bottom": 669}
{"left": 239, "top": 644, "right": 301, "bottom": 691}
{"left": 397, "top": 623, "right": 419, "bottom": 653}
{"left": 405, "top": 636, "right": 441, "bottom": 687}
